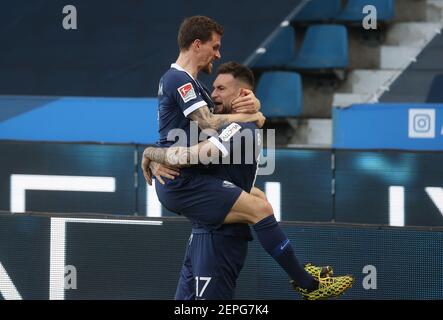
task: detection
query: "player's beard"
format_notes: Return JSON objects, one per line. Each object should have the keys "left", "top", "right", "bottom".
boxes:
{"left": 201, "top": 61, "right": 213, "bottom": 74}
{"left": 214, "top": 102, "right": 230, "bottom": 114}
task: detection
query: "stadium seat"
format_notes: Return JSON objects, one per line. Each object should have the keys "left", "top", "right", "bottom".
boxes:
{"left": 249, "top": 25, "right": 295, "bottom": 69}
{"left": 287, "top": 25, "right": 348, "bottom": 69}
{"left": 426, "top": 74, "right": 443, "bottom": 103}
{"left": 256, "top": 71, "right": 302, "bottom": 117}
{"left": 292, "top": 0, "right": 342, "bottom": 22}
{"left": 336, "top": 0, "right": 395, "bottom": 22}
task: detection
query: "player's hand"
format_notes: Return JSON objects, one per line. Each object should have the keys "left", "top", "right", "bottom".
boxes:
{"left": 149, "top": 161, "right": 180, "bottom": 185}
{"left": 254, "top": 111, "right": 266, "bottom": 128}
{"left": 142, "top": 156, "right": 152, "bottom": 185}
{"left": 231, "top": 89, "right": 261, "bottom": 114}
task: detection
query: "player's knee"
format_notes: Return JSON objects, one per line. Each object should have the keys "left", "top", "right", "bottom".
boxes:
{"left": 256, "top": 189, "right": 268, "bottom": 201}
{"left": 253, "top": 199, "right": 273, "bottom": 222}
{"left": 262, "top": 200, "right": 274, "bottom": 216}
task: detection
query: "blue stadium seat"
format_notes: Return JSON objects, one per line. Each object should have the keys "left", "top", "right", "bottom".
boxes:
{"left": 249, "top": 26, "right": 295, "bottom": 69}
{"left": 292, "top": 0, "right": 342, "bottom": 22}
{"left": 256, "top": 71, "right": 302, "bottom": 117}
{"left": 426, "top": 74, "right": 443, "bottom": 103}
{"left": 287, "top": 25, "right": 348, "bottom": 69}
{"left": 337, "top": 0, "right": 395, "bottom": 22}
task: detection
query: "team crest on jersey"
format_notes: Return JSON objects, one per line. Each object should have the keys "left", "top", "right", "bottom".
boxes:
{"left": 177, "top": 82, "right": 197, "bottom": 103}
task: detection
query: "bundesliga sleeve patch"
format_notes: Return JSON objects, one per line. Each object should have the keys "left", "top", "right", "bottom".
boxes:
{"left": 219, "top": 123, "right": 242, "bottom": 142}
{"left": 177, "top": 82, "right": 197, "bottom": 103}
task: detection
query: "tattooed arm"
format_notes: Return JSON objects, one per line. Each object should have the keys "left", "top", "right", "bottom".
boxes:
{"left": 142, "top": 140, "right": 220, "bottom": 168}
{"left": 142, "top": 140, "right": 224, "bottom": 185}
{"left": 143, "top": 146, "right": 191, "bottom": 168}
{"left": 142, "top": 145, "right": 195, "bottom": 185}
{"left": 188, "top": 106, "right": 265, "bottom": 130}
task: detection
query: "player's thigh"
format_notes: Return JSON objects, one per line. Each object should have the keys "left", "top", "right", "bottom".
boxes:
{"left": 156, "top": 174, "right": 243, "bottom": 227}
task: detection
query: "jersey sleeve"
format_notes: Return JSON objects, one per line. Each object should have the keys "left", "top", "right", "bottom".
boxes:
{"left": 208, "top": 122, "right": 260, "bottom": 162}
{"left": 170, "top": 72, "right": 207, "bottom": 117}
{"left": 208, "top": 123, "right": 244, "bottom": 158}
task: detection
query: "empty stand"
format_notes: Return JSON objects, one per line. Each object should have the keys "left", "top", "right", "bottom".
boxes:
{"left": 286, "top": 24, "right": 349, "bottom": 70}
{"left": 292, "top": 0, "right": 342, "bottom": 22}
{"left": 249, "top": 25, "right": 296, "bottom": 69}
{"left": 256, "top": 71, "right": 302, "bottom": 117}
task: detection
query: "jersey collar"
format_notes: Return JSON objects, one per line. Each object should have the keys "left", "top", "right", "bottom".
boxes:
{"left": 171, "top": 63, "right": 196, "bottom": 81}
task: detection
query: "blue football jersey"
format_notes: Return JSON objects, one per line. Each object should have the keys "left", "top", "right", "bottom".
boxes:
{"left": 157, "top": 63, "right": 214, "bottom": 148}
{"left": 212, "top": 122, "right": 261, "bottom": 193}
{"left": 193, "top": 122, "right": 262, "bottom": 239}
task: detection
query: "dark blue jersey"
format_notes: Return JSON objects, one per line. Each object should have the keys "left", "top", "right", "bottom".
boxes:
{"left": 157, "top": 63, "right": 214, "bottom": 148}
{"left": 192, "top": 122, "right": 262, "bottom": 239}
{"left": 211, "top": 122, "right": 261, "bottom": 193}
{"left": 174, "top": 124, "right": 261, "bottom": 300}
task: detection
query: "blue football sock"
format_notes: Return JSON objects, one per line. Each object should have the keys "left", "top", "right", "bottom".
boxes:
{"left": 253, "top": 215, "right": 318, "bottom": 291}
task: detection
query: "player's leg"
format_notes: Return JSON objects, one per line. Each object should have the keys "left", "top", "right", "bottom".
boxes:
{"left": 159, "top": 176, "right": 350, "bottom": 297}
{"left": 175, "top": 234, "right": 196, "bottom": 300}
{"left": 223, "top": 191, "right": 273, "bottom": 224}
{"left": 191, "top": 233, "right": 248, "bottom": 300}
{"left": 227, "top": 190, "right": 353, "bottom": 299}
{"left": 222, "top": 187, "right": 269, "bottom": 223}
{"left": 224, "top": 191, "right": 319, "bottom": 292}
{"left": 250, "top": 186, "right": 267, "bottom": 200}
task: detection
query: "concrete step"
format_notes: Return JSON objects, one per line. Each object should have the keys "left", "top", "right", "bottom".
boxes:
{"left": 301, "top": 79, "right": 335, "bottom": 118}
{"left": 395, "top": 0, "right": 428, "bottom": 22}
{"left": 427, "top": 0, "right": 443, "bottom": 22}
{"left": 287, "top": 118, "right": 332, "bottom": 146}
{"left": 385, "top": 22, "right": 442, "bottom": 47}
{"left": 338, "top": 70, "right": 397, "bottom": 94}
{"left": 332, "top": 93, "right": 374, "bottom": 108}
{"left": 379, "top": 45, "right": 422, "bottom": 69}
{"left": 289, "top": 2, "right": 443, "bottom": 147}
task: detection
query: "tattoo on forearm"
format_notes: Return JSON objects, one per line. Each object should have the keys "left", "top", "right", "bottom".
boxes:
{"left": 189, "top": 107, "right": 230, "bottom": 130}
{"left": 189, "top": 106, "right": 258, "bottom": 130}
{"left": 143, "top": 147, "right": 166, "bottom": 164}
{"left": 143, "top": 147, "right": 191, "bottom": 168}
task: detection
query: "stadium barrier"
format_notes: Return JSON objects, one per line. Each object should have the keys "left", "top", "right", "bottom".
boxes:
{"left": 0, "top": 213, "right": 442, "bottom": 300}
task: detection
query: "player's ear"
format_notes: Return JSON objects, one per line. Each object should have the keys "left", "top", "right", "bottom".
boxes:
{"left": 237, "top": 88, "right": 245, "bottom": 97}
{"left": 240, "top": 88, "right": 252, "bottom": 96}
{"left": 193, "top": 39, "right": 201, "bottom": 50}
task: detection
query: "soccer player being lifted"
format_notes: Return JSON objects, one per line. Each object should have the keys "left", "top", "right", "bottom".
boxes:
{"left": 142, "top": 16, "right": 353, "bottom": 300}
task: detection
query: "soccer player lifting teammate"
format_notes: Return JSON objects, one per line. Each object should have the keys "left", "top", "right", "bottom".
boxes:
{"left": 142, "top": 16, "right": 353, "bottom": 300}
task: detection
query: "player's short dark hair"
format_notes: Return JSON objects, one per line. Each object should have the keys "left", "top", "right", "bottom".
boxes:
{"left": 178, "top": 16, "right": 224, "bottom": 50}
{"left": 216, "top": 61, "right": 255, "bottom": 89}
